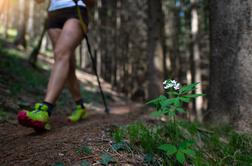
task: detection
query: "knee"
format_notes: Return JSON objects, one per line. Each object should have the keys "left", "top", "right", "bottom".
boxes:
{"left": 54, "top": 47, "right": 72, "bottom": 62}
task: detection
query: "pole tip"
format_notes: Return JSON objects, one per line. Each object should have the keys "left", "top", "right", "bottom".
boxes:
{"left": 105, "top": 108, "right": 110, "bottom": 114}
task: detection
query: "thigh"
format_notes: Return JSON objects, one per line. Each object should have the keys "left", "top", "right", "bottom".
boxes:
{"left": 54, "top": 19, "right": 84, "bottom": 55}
{"left": 48, "top": 28, "right": 62, "bottom": 48}
{"left": 48, "top": 28, "right": 62, "bottom": 60}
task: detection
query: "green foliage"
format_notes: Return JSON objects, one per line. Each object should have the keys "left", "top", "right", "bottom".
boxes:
{"left": 109, "top": 80, "right": 205, "bottom": 165}
{"left": 111, "top": 79, "right": 252, "bottom": 165}
{"left": 100, "top": 153, "right": 114, "bottom": 166}
{"left": 54, "top": 162, "right": 64, "bottom": 166}
{"left": 112, "top": 141, "right": 130, "bottom": 152}
{"left": 80, "top": 160, "right": 90, "bottom": 166}
{"left": 0, "top": 47, "right": 48, "bottom": 96}
{"left": 126, "top": 123, "right": 161, "bottom": 153}
{"left": 146, "top": 80, "right": 202, "bottom": 164}
{"left": 201, "top": 129, "right": 252, "bottom": 165}
{"left": 143, "top": 153, "right": 160, "bottom": 165}
{"left": 179, "top": 82, "right": 200, "bottom": 94}
{"left": 76, "top": 146, "right": 93, "bottom": 156}
{"left": 159, "top": 144, "right": 177, "bottom": 155}
{"left": 111, "top": 123, "right": 252, "bottom": 165}
{"left": 112, "top": 128, "right": 124, "bottom": 143}
{"left": 143, "top": 153, "right": 154, "bottom": 164}
{"left": 147, "top": 80, "right": 205, "bottom": 121}
{"left": 0, "top": 110, "right": 10, "bottom": 121}
{"left": 158, "top": 141, "right": 196, "bottom": 164}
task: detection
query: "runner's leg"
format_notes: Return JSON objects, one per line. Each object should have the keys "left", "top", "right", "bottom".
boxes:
{"left": 47, "top": 28, "right": 82, "bottom": 102}
{"left": 44, "top": 19, "right": 84, "bottom": 104}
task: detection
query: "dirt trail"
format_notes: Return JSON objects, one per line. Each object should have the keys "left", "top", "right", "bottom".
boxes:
{"left": 0, "top": 54, "right": 150, "bottom": 166}
{"left": 0, "top": 103, "right": 148, "bottom": 166}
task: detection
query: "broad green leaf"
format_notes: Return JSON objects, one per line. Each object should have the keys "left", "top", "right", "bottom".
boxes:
{"left": 160, "top": 100, "right": 171, "bottom": 107}
{"left": 81, "top": 160, "right": 90, "bottom": 166}
{"left": 100, "top": 153, "right": 114, "bottom": 166}
{"left": 182, "top": 149, "right": 196, "bottom": 157}
{"left": 176, "top": 151, "right": 185, "bottom": 164}
{"left": 146, "top": 98, "right": 159, "bottom": 105}
{"left": 150, "top": 111, "right": 164, "bottom": 117}
{"left": 183, "top": 94, "right": 205, "bottom": 98}
{"left": 168, "top": 110, "right": 176, "bottom": 117}
{"left": 176, "top": 108, "right": 186, "bottom": 113}
{"left": 161, "top": 98, "right": 180, "bottom": 107}
{"left": 168, "top": 91, "right": 179, "bottom": 96}
{"left": 162, "top": 108, "right": 170, "bottom": 114}
{"left": 180, "top": 97, "right": 191, "bottom": 103}
{"left": 174, "top": 98, "right": 181, "bottom": 106}
{"left": 146, "top": 95, "right": 167, "bottom": 105}
{"left": 179, "top": 82, "right": 200, "bottom": 94}
{"left": 179, "top": 140, "right": 195, "bottom": 149}
{"left": 158, "top": 144, "right": 177, "bottom": 155}
{"left": 159, "top": 95, "right": 168, "bottom": 100}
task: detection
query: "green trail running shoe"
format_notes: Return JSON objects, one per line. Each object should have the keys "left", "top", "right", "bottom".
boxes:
{"left": 17, "top": 103, "right": 51, "bottom": 131}
{"left": 67, "top": 105, "right": 87, "bottom": 123}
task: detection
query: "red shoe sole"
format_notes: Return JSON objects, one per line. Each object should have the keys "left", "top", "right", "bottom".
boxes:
{"left": 17, "top": 111, "right": 47, "bottom": 131}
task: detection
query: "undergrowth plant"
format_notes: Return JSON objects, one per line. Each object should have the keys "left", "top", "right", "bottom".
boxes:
{"left": 111, "top": 80, "right": 205, "bottom": 165}
{"left": 147, "top": 80, "right": 204, "bottom": 123}
{"left": 111, "top": 79, "right": 252, "bottom": 165}
{"left": 146, "top": 79, "right": 204, "bottom": 164}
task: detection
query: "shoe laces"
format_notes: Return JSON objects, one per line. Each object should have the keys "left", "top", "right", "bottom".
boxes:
{"left": 32, "top": 103, "right": 48, "bottom": 113}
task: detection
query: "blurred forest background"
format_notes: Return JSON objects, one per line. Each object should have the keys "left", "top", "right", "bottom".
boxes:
{"left": 1, "top": 0, "right": 210, "bottom": 118}
{"left": 0, "top": 0, "right": 251, "bottom": 133}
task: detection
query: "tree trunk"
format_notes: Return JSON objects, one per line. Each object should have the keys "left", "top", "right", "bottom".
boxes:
{"left": 206, "top": 0, "right": 252, "bottom": 131}
{"left": 28, "top": 19, "right": 47, "bottom": 67}
{"left": 95, "top": 0, "right": 102, "bottom": 76}
{"left": 14, "top": 0, "right": 29, "bottom": 48}
{"left": 1, "top": 0, "right": 10, "bottom": 39}
{"left": 190, "top": 0, "right": 203, "bottom": 122}
{"left": 146, "top": 0, "right": 164, "bottom": 99}
{"left": 173, "top": 12, "right": 181, "bottom": 81}
{"left": 27, "top": 0, "right": 35, "bottom": 39}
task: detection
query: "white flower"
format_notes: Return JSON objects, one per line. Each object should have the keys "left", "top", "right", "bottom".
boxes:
{"left": 171, "top": 80, "right": 177, "bottom": 85}
{"left": 167, "top": 83, "right": 173, "bottom": 88}
{"left": 163, "top": 79, "right": 181, "bottom": 91}
{"left": 174, "top": 83, "right": 180, "bottom": 90}
{"left": 164, "top": 83, "right": 173, "bottom": 89}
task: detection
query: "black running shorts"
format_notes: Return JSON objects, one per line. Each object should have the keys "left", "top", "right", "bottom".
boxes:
{"left": 47, "top": 6, "right": 89, "bottom": 30}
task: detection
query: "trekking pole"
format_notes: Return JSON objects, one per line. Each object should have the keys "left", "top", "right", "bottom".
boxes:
{"left": 74, "top": 0, "right": 110, "bottom": 114}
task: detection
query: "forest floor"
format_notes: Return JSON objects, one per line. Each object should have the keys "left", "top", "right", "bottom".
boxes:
{"left": 0, "top": 104, "right": 149, "bottom": 166}
{"left": 0, "top": 45, "right": 151, "bottom": 166}
{"left": 2, "top": 43, "right": 251, "bottom": 166}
